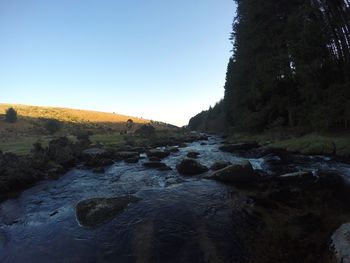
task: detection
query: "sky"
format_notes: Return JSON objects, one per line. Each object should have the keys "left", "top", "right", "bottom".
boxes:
{"left": 0, "top": 0, "right": 235, "bottom": 126}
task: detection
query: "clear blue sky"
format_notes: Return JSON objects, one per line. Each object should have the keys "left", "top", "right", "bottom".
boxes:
{"left": 0, "top": 0, "right": 235, "bottom": 126}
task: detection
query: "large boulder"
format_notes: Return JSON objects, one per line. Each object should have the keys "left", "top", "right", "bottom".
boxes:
{"left": 205, "top": 160, "right": 257, "bottom": 184}
{"left": 219, "top": 142, "right": 259, "bottom": 153}
{"left": 76, "top": 196, "right": 141, "bottom": 228}
{"left": 176, "top": 158, "right": 208, "bottom": 175}
{"left": 147, "top": 149, "right": 170, "bottom": 159}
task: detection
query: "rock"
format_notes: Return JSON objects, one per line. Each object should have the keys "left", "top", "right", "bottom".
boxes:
{"left": 93, "top": 167, "right": 105, "bottom": 174}
{"left": 76, "top": 196, "right": 141, "bottom": 228}
{"left": 200, "top": 142, "right": 207, "bottom": 146}
{"left": 115, "top": 151, "right": 139, "bottom": 160}
{"left": 147, "top": 149, "right": 170, "bottom": 159}
{"left": 178, "top": 143, "right": 187, "bottom": 148}
{"left": 277, "top": 171, "right": 314, "bottom": 182}
{"left": 210, "top": 161, "right": 231, "bottom": 171}
{"left": 187, "top": 151, "right": 200, "bottom": 158}
{"left": 219, "top": 142, "right": 259, "bottom": 153}
{"left": 176, "top": 158, "right": 209, "bottom": 175}
{"left": 166, "top": 146, "right": 180, "bottom": 153}
{"left": 84, "top": 158, "right": 114, "bottom": 168}
{"left": 143, "top": 161, "right": 171, "bottom": 170}
{"left": 82, "top": 148, "right": 107, "bottom": 158}
{"left": 205, "top": 161, "right": 257, "bottom": 184}
{"left": 125, "top": 157, "right": 139, "bottom": 163}
{"left": 46, "top": 162, "right": 66, "bottom": 179}
{"left": 331, "top": 223, "right": 350, "bottom": 263}
{"left": 149, "top": 156, "right": 161, "bottom": 162}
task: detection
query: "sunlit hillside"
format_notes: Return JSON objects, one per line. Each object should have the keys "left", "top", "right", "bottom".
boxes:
{"left": 0, "top": 104, "right": 149, "bottom": 124}
{"left": 0, "top": 104, "right": 177, "bottom": 141}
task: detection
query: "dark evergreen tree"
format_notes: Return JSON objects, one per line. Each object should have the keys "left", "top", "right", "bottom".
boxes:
{"left": 223, "top": 0, "right": 350, "bottom": 131}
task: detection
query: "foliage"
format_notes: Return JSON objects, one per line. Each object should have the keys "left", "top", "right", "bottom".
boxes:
{"left": 126, "top": 119, "right": 134, "bottom": 131}
{"left": 135, "top": 124, "right": 156, "bottom": 137}
{"left": 188, "top": 100, "right": 225, "bottom": 132}
{"left": 221, "top": 0, "right": 350, "bottom": 132}
{"left": 44, "top": 119, "right": 62, "bottom": 134}
{"left": 5, "top": 107, "right": 17, "bottom": 123}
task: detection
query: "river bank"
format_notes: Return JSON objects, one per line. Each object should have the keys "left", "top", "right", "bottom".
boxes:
{"left": 224, "top": 131, "right": 350, "bottom": 161}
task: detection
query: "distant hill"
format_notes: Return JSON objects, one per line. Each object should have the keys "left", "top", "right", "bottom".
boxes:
{"left": 0, "top": 104, "right": 176, "bottom": 139}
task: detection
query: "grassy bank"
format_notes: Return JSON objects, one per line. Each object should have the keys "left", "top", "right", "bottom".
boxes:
{"left": 227, "top": 132, "right": 350, "bottom": 158}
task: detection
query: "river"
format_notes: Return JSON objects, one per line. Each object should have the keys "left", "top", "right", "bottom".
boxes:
{"left": 0, "top": 136, "right": 349, "bottom": 263}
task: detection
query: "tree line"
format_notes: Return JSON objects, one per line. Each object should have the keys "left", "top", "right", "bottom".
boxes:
{"left": 190, "top": 0, "right": 350, "bottom": 132}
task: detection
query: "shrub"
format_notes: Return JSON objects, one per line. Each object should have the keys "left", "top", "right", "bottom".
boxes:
{"left": 44, "top": 119, "right": 62, "bottom": 134}
{"left": 135, "top": 124, "right": 156, "bottom": 137}
{"left": 5, "top": 107, "right": 17, "bottom": 123}
{"left": 75, "top": 130, "right": 92, "bottom": 146}
{"left": 126, "top": 119, "right": 134, "bottom": 131}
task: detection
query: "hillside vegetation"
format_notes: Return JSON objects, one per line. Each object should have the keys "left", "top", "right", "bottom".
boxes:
{"left": 0, "top": 104, "right": 177, "bottom": 154}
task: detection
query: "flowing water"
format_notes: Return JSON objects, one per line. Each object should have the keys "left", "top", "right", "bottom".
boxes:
{"left": 0, "top": 136, "right": 349, "bottom": 263}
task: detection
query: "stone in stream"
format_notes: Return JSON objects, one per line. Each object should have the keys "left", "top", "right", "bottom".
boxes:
{"left": 176, "top": 158, "right": 209, "bottom": 175}
{"left": 147, "top": 149, "right": 171, "bottom": 159}
{"left": 149, "top": 156, "right": 161, "bottom": 162}
{"left": 143, "top": 161, "right": 172, "bottom": 170}
{"left": 210, "top": 161, "right": 232, "bottom": 171}
{"left": 205, "top": 160, "right": 258, "bottom": 184}
{"left": 124, "top": 157, "right": 139, "bottom": 163}
{"left": 76, "top": 196, "right": 141, "bottom": 228}
{"left": 115, "top": 151, "right": 140, "bottom": 160}
{"left": 219, "top": 142, "right": 259, "bottom": 153}
{"left": 187, "top": 151, "right": 200, "bottom": 159}
{"left": 166, "top": 146, "right": 180, "bottom": 153}
{"left": 331, "top": 223, "right": 350, "bottom": 263}
{"left": 277, "top": 171, "right": 314, "bottom": 183}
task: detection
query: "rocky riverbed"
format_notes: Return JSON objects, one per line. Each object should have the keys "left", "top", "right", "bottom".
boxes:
{"left": 0, "top": 135, "right": 350, "bottom": 262}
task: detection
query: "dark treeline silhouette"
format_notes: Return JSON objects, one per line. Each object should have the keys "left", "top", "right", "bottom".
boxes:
{"left": 190, "top": 0, "right": 350, "bottom": 132}
{"left": 188, "top": 100, "right": 225, "bottom": 132}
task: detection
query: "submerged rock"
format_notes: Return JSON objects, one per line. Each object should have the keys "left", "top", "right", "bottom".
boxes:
{"left": 176, "top": 158, "right": 208, "bottom": 175}
{"left": 331, "top": 223, "right": 350, "bottom": 263}
{"left": 186, "top": 151, "right": 200, "bottom": 158}
{"left": 210, "top": 161, "right": 231, "bottom": 171}
{"left": 166, "top": 146, "right": 180, "bottom": 153}
{"left": 147, "top": 149, "right": 170, "bottom": 159}
{"left": 205, "top": 160, "right": 257, "bottom": 184}
{"left": 124, "top": 157, "right": 139, "bottom": 163}
{"left": 115, "top": 151, "right": 139, "bottom": 160}
{"left": 219, "top": 142, "right": 259, "bottom": 153}
{"left": 278, "top": 171, "right": 313, "bottom": 182}
{"left": 143, "top": 161, "right": 171, "bottom": 170}
{"left": 76, "top": 196, "right": 141, "bottom": 228}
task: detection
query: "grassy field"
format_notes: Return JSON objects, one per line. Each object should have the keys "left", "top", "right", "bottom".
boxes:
{"left": 228, "top": 132, "right": 350, "bottom": 157}
{"left": 0, "top": 103, "right": 178, "bottom": 155}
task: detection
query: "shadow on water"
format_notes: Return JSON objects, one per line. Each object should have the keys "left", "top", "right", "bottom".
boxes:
{"left": 0, "top": 136, "right": 349, "bottom": 262}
